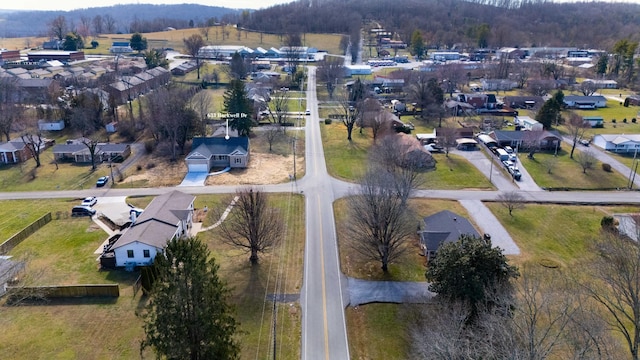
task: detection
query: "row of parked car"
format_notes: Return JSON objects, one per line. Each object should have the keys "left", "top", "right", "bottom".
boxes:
{"left": 491, "top": 146, "right": 522, "bottom": 181}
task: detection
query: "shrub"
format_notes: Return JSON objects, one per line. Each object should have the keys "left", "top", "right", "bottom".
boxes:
{"left": 136, "top": 164, "right": 142, "bottom": 171}
{"left": 623, "top": 118, "right": 628, "bottom": 123}
{"left": 612, "top": 119, "right": 617, "bottom": 123}
{"left": 146, "top": 163, "right": 156, "bottom": 170}
{"left": 324, "top": 118, "right": 332, "bottom": 124}
{"left": 144, "top": 140, "right": 155, "bottom": 153}
{"left": 602, "top": 163, "right": 612, "bottom": 172}
{"left": 600, "top": 216, "right": 618, "bottom": 232}
{"left": 633, "top": 118, "right": 637, "bottom": 123}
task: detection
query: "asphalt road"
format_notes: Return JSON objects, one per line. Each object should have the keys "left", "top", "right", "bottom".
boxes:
{"left": 4, "top": 69, "right": 640, "bottom": 360}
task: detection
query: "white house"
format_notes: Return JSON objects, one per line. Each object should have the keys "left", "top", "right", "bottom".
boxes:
{"left": 592, "top": 134, "right": 640, "bottom": 154}
{"left": 109, "top": 190, "right": 195, "bottom": 268}
{"left": 517, "top": 116, "right": 543, "bottom": 131}
{"left": 563, "top": 95, "right": 607, "bottom": 109}
{"left": 38, "top": 119, "right": 65, "bottom": 131}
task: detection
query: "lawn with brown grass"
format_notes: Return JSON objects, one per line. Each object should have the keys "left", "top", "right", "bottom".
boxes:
{"left": 0, "top": 192, "right": 304, "bottom": 360}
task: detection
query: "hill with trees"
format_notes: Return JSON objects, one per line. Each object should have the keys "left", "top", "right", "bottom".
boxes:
{"left": 0, "top": 4, "right": 240, "bottom": 37}
{"left": 240, "top": 0, "right": 640, "bottom": 51}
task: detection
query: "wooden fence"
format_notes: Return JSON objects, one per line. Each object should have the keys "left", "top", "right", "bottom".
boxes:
{"left": 0, "top": 212, "right": 52, "bottom": 255}
{"left": 7, "top": 284, "right": 120, "bottom": 299}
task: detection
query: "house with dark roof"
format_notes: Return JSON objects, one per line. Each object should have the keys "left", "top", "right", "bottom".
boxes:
{"left": 106, "top": 190, "right": 195, "bottom": 268}
{"left": 0, "top": 136, "right": 54, "bottom": 164}
{"left": 489, "top": 130, "right": 562, "bottom": 150}
{"left": 419, "top": 210, "right": 480, "bottom": 260}
{"left": 185, "top": 136, "right": 250, "bottom": 173}
{"left": 51, "top": 141, "right": 131, "bottom": 163}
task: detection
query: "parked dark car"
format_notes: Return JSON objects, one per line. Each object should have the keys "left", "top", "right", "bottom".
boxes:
{"left": 71, "top": 205, "right": 96, "bottom": 217}
{"left": 96, "top": 176, "right": 110, "bottom": 187}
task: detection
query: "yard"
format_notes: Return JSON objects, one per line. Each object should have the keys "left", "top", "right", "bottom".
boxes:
{"left": 0, "top": 193, "right": 304, "bottom": 360}
{"left": 320, "top": 121, "right": 492, "bottom": 189}
{"left": 521, "top": 148, "right": 629, "bottom": 189}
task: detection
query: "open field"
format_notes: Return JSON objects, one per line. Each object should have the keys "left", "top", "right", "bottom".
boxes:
{"left": 320, "top": 121, "right": 493, "bottom": 189}
{"left": 520, "top": 148, "right": 630, "bottom": 189}
{"left": 0, "top": 193, "right": 304, "bottom": 359}
{"left": 0, "top": 26, "right": 343, "bottom": 56}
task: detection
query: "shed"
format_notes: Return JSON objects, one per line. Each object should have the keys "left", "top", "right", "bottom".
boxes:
{"left": 38, "top": 119, "right": 65, "bottom": 131}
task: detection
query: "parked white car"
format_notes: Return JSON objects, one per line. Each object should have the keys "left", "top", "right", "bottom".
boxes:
{"left": 81, "top": 196, "right": 97, "bottom": 207}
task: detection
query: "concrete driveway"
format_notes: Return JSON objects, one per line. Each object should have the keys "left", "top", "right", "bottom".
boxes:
{"left": 459, "top": 199, "right": 520, "bottom": 255}
{"left": 179, "top": 172, "right": 208, "bottom": 186}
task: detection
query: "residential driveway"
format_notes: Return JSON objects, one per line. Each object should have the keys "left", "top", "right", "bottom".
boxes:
{"left": 451, "top": 149, "right": 517, "bottom": 191}
{"left": 459, "top": 199, "right": 521, "bottom": 255}
{"left": 179, "top": 172, "right": 208, "bottom": 186}
{"left": 347, "top": 277, "right": 435, "bottom": 307}
{"left": 93, "top": 196, "right": 132, "bottom": 226}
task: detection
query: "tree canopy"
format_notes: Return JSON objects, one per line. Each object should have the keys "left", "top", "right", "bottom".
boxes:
{"left": 140, "top": 237, "right": 239, "bottom": 360}
{"left": 130, "top": 32, "right": 148, "bottom": 52}
{"left": 223, "top": 79, "right": 254, "bottom": 137}
{"left": 426, "top": 235, "right": 519, "bottom": 321}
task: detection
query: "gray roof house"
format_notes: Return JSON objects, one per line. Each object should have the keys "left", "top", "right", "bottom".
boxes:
{"left": 185, "top": 136, "right": 250, "bottom": 173}
{"left": 419, "top": 210, "right": 480, "bottom": 260}
{"left": 108, "top": 190, "right": 196, "bottom": 268}
{"left": 52, "top": 142, "right": 131, "bottom": 163}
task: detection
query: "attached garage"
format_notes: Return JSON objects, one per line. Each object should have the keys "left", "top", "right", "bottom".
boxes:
{"left": 185, "top": 150, "right": 211, "bottom": 173}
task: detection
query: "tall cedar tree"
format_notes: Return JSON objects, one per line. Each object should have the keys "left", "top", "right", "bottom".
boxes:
{"left": 223, "top": 79, "right": 254, "bottom": 137}
{"left": 140, "top": 237, "right": 239, "bottom": 360}
{"left": 130, "top": 32, "right": 147, "bottom": 52}
{"left": 426, "top": 235, "right": 519, "bottom": 322}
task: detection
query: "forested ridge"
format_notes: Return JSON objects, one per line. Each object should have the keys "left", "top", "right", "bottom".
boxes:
{"left": 241, "top": 0, "right": 640, "bottom": 50}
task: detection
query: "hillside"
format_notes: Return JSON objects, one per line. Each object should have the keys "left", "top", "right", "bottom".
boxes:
{"left": 241, "top": 0, "right": 640, "bottom": 50}
{"left": 0, "top": 4, "right": 240, "bottom": 38}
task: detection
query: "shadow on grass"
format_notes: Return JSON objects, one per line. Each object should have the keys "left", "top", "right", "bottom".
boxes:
{"left": 4, "top": 295, "right": 118, "bottom": 307}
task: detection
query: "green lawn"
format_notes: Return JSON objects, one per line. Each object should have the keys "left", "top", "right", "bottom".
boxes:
{"left": 0, "top": 193, "right": 304, "bottom": 360}
{"left": 521, "top": 149, "right": 629, "bottom": 189}
{"left": 320, "top": 122, "right": 492, "bottom": 189}
{"left": 346, "top": 304, "right": 410, "bottom": 360}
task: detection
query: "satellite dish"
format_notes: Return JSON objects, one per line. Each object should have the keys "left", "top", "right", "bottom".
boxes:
{"left": 225, "top": 135, "right": 230, "bottom": 140}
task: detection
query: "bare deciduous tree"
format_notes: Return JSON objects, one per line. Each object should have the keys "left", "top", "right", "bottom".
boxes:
{"left": 566, "top": 112, "right": 590, "bottom": 159}
{"left": 0, "top": 76, "right": 21, "bottom": 141}
{"left": 584, "top": 233, "right": 640, "bottom": 360}
{"left": 183, "top": 34, "right": 205, "bottom": 79}
{"left": 266, "top": 88, "right": 290, "bottom": 129}
{"left": 575, "top": 149, "right": 596, "bottom": 174}
{"left": 497, "top": 191, "right": 525, "bottom": 216}
{"left": 580, "top": 80, "right": 599, "bottom": 96}
{"left": 346, "top": 169, "right": 416, "bottom": 272}
{"left": 214, "top": 188, "right": 284, "bottom": 265}
{"left": 189, "top": 90, "right": 213, "bottom": 137}
{"left": 316, "top": 55, "right": 344, "bottom": 99}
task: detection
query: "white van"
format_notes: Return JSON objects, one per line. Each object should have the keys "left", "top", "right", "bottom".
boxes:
{"left": 496, "top": 148, "right": 509, "bottom": 161}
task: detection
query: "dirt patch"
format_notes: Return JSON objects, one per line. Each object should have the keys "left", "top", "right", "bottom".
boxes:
{"left": 207, "top": 152, "right": 303, "bottom": 185}
{"left": 119, "top": 152, "right": 303, "bottom": 187}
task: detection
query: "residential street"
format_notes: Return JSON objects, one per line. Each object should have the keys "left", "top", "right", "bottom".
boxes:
{"left": 3, "top": 69, "right": 640, "bottom": 360}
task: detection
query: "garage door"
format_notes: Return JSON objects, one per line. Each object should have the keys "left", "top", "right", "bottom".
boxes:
{"left": 188, "top": 163, "right": 208, "bottom": 173}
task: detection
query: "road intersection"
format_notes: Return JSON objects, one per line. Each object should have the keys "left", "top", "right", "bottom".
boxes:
{"left": 3, "top": 68, "right": 640, "bottom": 359}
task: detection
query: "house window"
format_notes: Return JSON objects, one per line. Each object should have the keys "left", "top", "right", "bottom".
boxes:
{"left": 234, "top": 157, "right": 242, "bottom": 164}
{"left": 143, "top": 249, "right": 150, "bottom": 258}
{"left": 127, "top": 249, "right": 134, "bottom": 258}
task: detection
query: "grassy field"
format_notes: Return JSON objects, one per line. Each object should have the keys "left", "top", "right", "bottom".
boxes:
{"left": 0, "top": 26, "right": 343, "bottom": 56}
{"left": 0, "top": 193, "right": 304, "bottom": 360}
{"left": 319, "top": 122, "right": 492, "bottom": 189}
{"left": 346, "top": 303, "right": 410, "bottom": 360}
{"left": 521, "top": 148, "right": 630, "bottom": 189}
